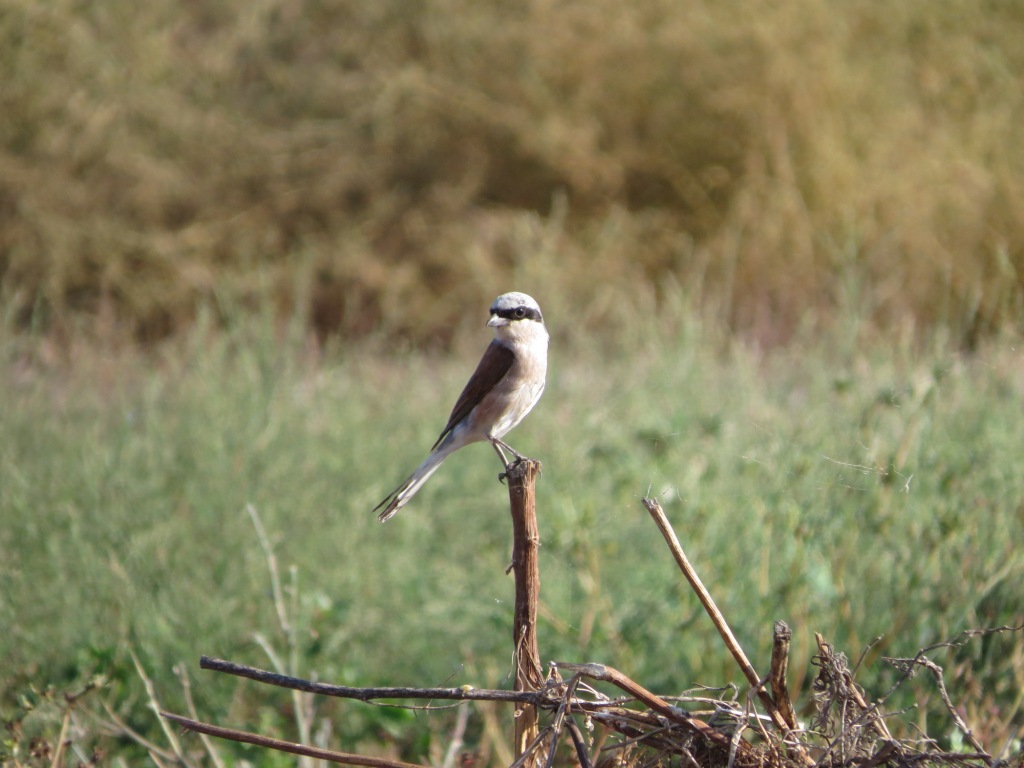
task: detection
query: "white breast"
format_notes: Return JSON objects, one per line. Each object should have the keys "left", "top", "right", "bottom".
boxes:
{"left": 488, "top": 321, "right": 548, "bottom": 438}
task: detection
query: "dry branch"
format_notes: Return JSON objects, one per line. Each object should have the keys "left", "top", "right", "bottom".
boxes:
{"left": 174, "top": 626, "right": 1022, "bottom": 768}
{"left": 161, "top": 711, "right": 424, "bottom": 768}
{"left": 641, "top": 497, "right": 807, "bottom": 755}
{"left": 505, "top": 459, "right": 544, "bottom": 762}
{"left": 159, "top": 477, "right": 1024, "bottom": 768}
{"left": 769, "top": 621, "right": 798, "bottom": 732}
{"left": 199, "top": 656, "right": 542, "bottom": 705}
{"left": 813, "top": 633, "right": 894, "bottom": 747}
{"left": 506, "top": 459, "right": 544, "bottom": 688}
{"left": 552, "top": 662, "right": 748, "bottom": 754}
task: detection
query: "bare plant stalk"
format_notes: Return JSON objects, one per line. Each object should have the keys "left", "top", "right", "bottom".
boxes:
{"left": 769, "top": 620, "right": 798, "bottom": 730}
{"left": 161, "top": 712, "right": 424, "bottom": 768}
{"left": 641, "top": 497, "right": 808, "bottom": 760}
{"left": 199, "top": 656, "right": 542, "bottom": 704}
{"left": 441, "top": 702, "right": 471, "bottom": 768}
{"left": 552, "top": 662, "right": 748, "bottom": 754}
{"left": 247, "top": 504, "right": 314, "bottom": 765}
{"left": 132, "top": 650, "right": 191, "bottom": 765}
{"left": 814, "top": 634, "right": 893, "bottom": 743}
{"left": 506, "top": 459, "right": 545, "bottom": 764}
{"left": 174, "top": 663, "right": 226, "bottom": 768}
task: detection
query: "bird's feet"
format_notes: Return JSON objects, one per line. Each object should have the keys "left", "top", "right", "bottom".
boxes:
{"left": 497, "top": 456, "right": 527, "bottom": 484}
{"left": 491, "top": 437, "right": 529, "bottom": 482}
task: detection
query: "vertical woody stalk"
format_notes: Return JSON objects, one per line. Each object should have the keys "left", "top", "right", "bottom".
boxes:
{"left": 506, "top": 460, "right": 544, "bottom": 762}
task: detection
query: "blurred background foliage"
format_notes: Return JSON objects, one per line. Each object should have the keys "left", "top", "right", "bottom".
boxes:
{"left": 2, "top": 0, "right": 1023, "bottom": 348}
{"left": 4, "top": 3, "right": 1024, "bottom": 762}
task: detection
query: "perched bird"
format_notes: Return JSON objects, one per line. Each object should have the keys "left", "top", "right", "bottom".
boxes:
{"left": 374, "top": 292, "right": 549, "bottom": 522}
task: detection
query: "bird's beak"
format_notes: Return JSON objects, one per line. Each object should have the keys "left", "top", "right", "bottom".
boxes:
{"left": 487, "top": 314, "right": 507, "bottom": 328}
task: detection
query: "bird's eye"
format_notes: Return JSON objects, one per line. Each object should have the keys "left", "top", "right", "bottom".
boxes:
{"left": 514, "top": 306, "right": 527, "bottom": 319}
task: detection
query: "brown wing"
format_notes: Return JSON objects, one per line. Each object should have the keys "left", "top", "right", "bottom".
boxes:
{"left": 432, "top": 340, "right": 515, "bottom": 450}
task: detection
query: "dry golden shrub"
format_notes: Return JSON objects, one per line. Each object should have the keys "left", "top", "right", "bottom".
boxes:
{"left": 1, "top": 0, "right": 1022, "bottom": 344}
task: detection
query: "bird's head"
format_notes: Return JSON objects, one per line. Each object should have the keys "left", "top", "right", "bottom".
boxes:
{"left": 487, "top": 292, "right": 546, "bottom": 343}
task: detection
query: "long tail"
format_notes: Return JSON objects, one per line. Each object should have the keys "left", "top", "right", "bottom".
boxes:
{"left": 374, "top": 448, "right": 449, "bottom": 522}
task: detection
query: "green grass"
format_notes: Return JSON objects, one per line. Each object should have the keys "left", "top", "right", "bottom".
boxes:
{"left": 2, "top": 310, "right": 1023, "bottom": 763}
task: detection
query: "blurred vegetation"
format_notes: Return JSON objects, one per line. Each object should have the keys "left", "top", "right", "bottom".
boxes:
{"left": 2, "top": 0, "right": 1023, "bottom": 346}
{"left": 3, "top": 1, "right": 1024, "bottom": 764}
{"left": 2, "top": 310, "right": 1023, "bottom": 764}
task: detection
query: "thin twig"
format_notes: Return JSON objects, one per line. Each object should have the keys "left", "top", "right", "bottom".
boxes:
{"left": 441, "top": 703, "right": 471, "bottom": 768}
{"left": 886, "top": 656, "right": 988, "bottom": 757}
{"left": 509, "top": 726, "right": 555, "bottom": 768}
{"left": 564, "top": 715, "right": 593, "bottom": 768}
{"left": 248, "top": 505, "right": 316, "bottom": 766}
{"left": 542, "top": 673, "right": 584, "bottom": 768}
{"left": 175, "top": 663, "right": 226, "bottom": 768}
{"left": 48, "top": 705, "right": 71, "bottom": 768}
{"left": 552, "top": 662, "right": 746, "bottom": 753}
{"left": 200, "top": 656, "right": 545, "bottom": 704}
{"left": 247, "top": 504, "right": 290, "bottom": 635}
{"left": 132, "top": 650, "right": 193, "bottom": 766}
{"left": 640, "top": 499, "right": 797, "bottom": 738}
{"left": 99, "top": 701, "right": 179, "bottom": 762}
{"left": 161, "top": 711, "right": 425, "bottom": 768}
{"left": 816, "top": 634, "right": 894, "bottom": 744}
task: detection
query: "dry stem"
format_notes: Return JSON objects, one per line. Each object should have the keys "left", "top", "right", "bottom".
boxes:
{"left": 161, "top": 712, "right": 424, "bottom": 768}
{"left": 505, "top": 459, "right": 545, "bottom": 763}
{"left": 199, "top": 656, "right": 542, "bottom": 704}
{"left": 641, "top": 496, "right": 808, "bottom": 762}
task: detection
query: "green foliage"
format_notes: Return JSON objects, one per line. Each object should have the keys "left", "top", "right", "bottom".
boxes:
{"left": 2, "top": 308, "right": 1023, "bottom": 763}
{"left": 2, "top": 0, "right": 1023, "bottom": 343}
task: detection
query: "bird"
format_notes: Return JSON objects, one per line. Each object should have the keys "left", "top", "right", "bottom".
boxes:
{"left": 374, "top": 291, "right": 549, "bottom": 522}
